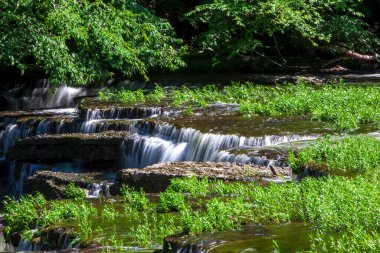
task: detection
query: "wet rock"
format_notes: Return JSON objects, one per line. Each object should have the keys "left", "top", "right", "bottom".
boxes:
{"left": 0, "top": 108, "right": 77, "bottom": 120}
{"left": 295, "top": 162, "right": 328, "bottom": 181}
{"left": 116, "top": 162, "right": 292, "bottom": 193}
{"left": 25, "top": 170, "right": 92, "bottom": 199}
{"left": 79, "top": 97, "right": 163, "bottom": 120}
{"left": 40, "top": 226, "right": 78, "bottom": 250}
{"left": 7, "top": 131, "right": 128, "bottom": 168}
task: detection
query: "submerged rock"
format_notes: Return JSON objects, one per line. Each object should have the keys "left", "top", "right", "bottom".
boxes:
{"left": 116, "top": 162, "right": 292, "bottom": 193}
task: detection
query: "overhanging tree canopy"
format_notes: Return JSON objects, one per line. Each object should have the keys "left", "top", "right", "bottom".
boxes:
{"left": 187, "top": 0, "right": 380, "bottom": 67}
{"left": 0, "top": 0, "right": 186, "bottom": 85}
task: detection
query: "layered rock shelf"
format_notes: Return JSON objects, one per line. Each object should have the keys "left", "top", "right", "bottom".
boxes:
{"left": 7, "top": 131, "right": 128, "bottom": 168}
{"left": 116, "top": 162, "right": 292, "bottom": 192}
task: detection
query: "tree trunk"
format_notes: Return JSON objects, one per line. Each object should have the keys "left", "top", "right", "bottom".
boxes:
{"left": 321, "top": 50, "right": 378, "bottom": 68}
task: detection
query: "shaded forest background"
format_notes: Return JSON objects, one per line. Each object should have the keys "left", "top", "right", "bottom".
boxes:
{"left": 1, "top": 0, "right": 380, "bottom": 85}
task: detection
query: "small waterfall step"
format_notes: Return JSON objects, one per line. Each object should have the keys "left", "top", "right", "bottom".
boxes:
{"left": 116, "top": 161, "right": 292, "bottom": 193}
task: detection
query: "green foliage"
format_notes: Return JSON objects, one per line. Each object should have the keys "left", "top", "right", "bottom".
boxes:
{"left": 289, "top": 136, "right": 380, "bottom": 174}
{"left": 168, "top": 176, "right": 209, "bottom": 196}
{"left": 146, "top": 85, "right": 167, "bottom": 103}
{"left": 0, "top": 0, "right": 185, "bottom": 85}
{"left": 187, "top": 0, "right": 380, "bottom": 62}
{"left": 65, "top": 183, "right": 86, "bottom": 199}
{"left": 99, "top": 88, "right": 146, "bottom": 104}
{"left": 120, "top": 185, "right": 149, "bottom": 211}
{"left": 158, "top": 190, "right": 185, "bottom": 212}
{"left": 3, "top": 175, "right": 380, "bottom": 250}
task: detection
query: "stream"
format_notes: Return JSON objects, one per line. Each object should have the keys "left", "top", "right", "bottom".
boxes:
{"left": 0, "top": 81, "right": 379, "bottom": 252}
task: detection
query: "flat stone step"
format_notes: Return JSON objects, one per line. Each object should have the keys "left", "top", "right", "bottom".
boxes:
{"left": 7, "top": 131, "right": 129, "bottom": 167}
{"left": 116, "top": 162, "right": 292, "bottom": 193}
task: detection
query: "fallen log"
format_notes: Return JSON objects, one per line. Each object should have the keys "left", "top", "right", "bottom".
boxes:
{"left": 321, "top": 50, "right": 379, "bottom": 68}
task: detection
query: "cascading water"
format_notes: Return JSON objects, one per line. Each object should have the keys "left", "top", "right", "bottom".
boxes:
{"left": 121, "top": 122, "right": 318, "bottom": 168}
{"left": 87, "top": 183, "right": 111, "bottom": 198}
{"left": 8, "top": 85, "right": 93, "bottom": 110}
{"left": 0, "top": 101, "right": 320, "bottom": 198}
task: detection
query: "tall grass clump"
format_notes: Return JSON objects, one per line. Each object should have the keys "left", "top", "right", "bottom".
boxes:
{"left": 2, "top": 193, "right": 97, "bottom": 242}
{"left": 98, "top": 88, "right": 145, "bottom": 104}
{"left": 288, "top": 136, "right": 380, "bottom": 174}
{"left": 120, "top": 185, "right": 149, "bottom": 211}
{"left": 2, "top": 193, "right": 46, "bottom": 236}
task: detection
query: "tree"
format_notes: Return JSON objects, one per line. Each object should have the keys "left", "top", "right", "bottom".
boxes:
{"left": 187, "top": 0, "right": 380, "bottom": 67}
{"left": 0, "top": 0, "right": 186, "bottom": 85}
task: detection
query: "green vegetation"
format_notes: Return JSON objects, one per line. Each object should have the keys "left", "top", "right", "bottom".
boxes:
{"left": 97, "top": 82, "right": 380, "bottom": 130}
{"left": 158, "top": 189, "right": 185, "bottom": 212}
{"left": 187, "top": 0, "right": 380, "bottom": 63}
{"left": 3, "top": 175, "right": 379, "bottom": 251}
{"left": 167, "top": 176, "right": 209, "bottom": 196}
{"left": 65, "top": 183, "right": 86, "bottom": 199}
{"left": 289, "top": 136, "right": 380, "bottom": 174}
{"left": 1, "top": 0, "right": 380, "bottom": 83}
{"left": 2, "top": 193, "right": 97, "bottom": 241}
{"left": 0, "top": 0, "right": 185, "bottom": 85}
{"left": 120, "top": 185, "right": 148, "bottom": 211}
{"left": 2, "top": 167, "right": 380, "bottom": 252}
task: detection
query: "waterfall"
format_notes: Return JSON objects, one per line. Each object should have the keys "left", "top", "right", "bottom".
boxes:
{"left": 122, "top": 136, "right": 188, "bottom": 168}
{"left": 86, "top": 183, "right": 111, "bottom": 198}
{"left": 210, "top": 150, "right": 285, "bottom": 166}
{"left": 121, "top": 122, "right": 317, "bottom": 168}
{"left": 1, "top": 124, "right": 19, "bottom": 157}
{"left": 11, "top": 85, "right": 91, "bottom": 110}
{"left": 2, "top": 162, "right": 46, "bottom": 197}
{"left": 84, "top": 107, "right": 163, "bottom": 121}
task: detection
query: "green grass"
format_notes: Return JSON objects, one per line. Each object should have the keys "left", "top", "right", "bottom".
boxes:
{"left": 288, "top": 136, "right": 380, "bottom": 174}
{"left": 2, "top": 194, "right": 97, "bottom": 242}
{"left": 97, "top": 82, "right": 380, "bottom": 130}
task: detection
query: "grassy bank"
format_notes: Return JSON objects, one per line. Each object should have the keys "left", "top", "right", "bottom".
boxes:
{"left": 2, "top": 174, "right": 379, "bottom": 252}
{"left": 98, "top": 82, "right": 380, "bottom": 130}
{"left": 289, "top": 136, "right": 380, "bottom": 175}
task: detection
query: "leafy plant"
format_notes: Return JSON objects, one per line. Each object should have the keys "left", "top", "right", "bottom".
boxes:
{"left": 158, "top": 190, "right": 185, "bottom": 212}
{"left": 101, "top": 204, "right": 117, "bottom": 220}
{"left": 65, "top": 183, "right": 86, "bottom": 200}
{"left": 121, "top": 185, "right": 149, "bottom": 211}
